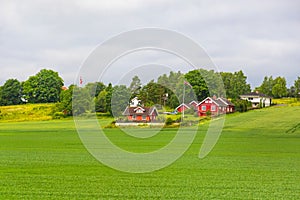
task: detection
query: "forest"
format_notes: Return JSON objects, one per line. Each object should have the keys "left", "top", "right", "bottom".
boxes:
{"left": 0, "top": 68, "right": 299, "bottom": 116}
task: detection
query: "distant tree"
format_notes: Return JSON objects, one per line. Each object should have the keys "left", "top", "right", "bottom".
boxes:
{"left": 58, "top": 85, "right": 74, "bottom": 115}
{"left": 272, "top": 76, "right": 287, "bottom": 98}
{"left": 95, "top": 83, "right": 113, "bottom": 114}
{"left": 256, "top": 76, "right": 274, "bottom": 96}
{"left": 22, "top": 69, "right": 63, "bottom": 103}
{"left": 0, "top": 79, "right": 22, "bottom": 105}
{"left": 129, "top": 75, "right": 142, "bottom": 97}
{"left": 84, "top": 82, "right": 106, "bottom": 98}
{"left": 294, "top": 76, "right": 300, "bottom": 98}
{"left": 95, "top": 90, "right": 108, "bottom": 113}
{"left": 184, "top": 70, "right": 209, "bottom": 101}
{"left": 72, "top": 86, "right": 93, "bottom": 115}
{"left": 111, "top": 85, "right": 131, "bottom": 117}
{"left": 220, "top": 70, "right": 251, "bottom": 99}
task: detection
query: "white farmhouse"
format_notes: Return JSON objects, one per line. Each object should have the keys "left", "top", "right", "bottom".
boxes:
{"left": 240, "top": 91, "right": 272, "bottom": 107}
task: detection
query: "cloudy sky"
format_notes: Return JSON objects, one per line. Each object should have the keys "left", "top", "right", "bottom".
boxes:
{"left": 1, "top": 0, "right": 299, "bottom": 88}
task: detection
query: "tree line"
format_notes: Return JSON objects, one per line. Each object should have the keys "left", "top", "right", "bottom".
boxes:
{"left": 0, "top": 68, "right": 299, "bottom": 116}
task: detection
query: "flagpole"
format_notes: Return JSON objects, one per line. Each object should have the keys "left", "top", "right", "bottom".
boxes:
{"left": 182, "top": 82, "right": 185, "bottom": 122}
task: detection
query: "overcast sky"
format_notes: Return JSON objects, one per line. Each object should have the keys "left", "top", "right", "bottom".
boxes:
{"left": 1, "top": 0, "right": 299, "bottom": 88}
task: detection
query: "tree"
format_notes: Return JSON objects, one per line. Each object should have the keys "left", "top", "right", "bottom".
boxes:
{"left": 95, "top": 83, "right": 113, "bottom": 114}
{"left": 294, "top": 76, "right": 300, "bottom": 98}
{"left": 85, "top": 82, "right": 106, "bottom": 98}
{"left": 129, "top": 75, "right": 142, "bottom": 97}
{"left": 72, "top": 86, "right": 93, "bottom": 115}
{"left": 22, "top": 69, "right": 63, "bottom": 103}
{"left": 272, "top": 76, "right": 287, "bottom": 98}
{"left": 0, "top": 79, "right": 22, "bottom": 105}
{"left": 220, "top": 70, "right": 251, "bottom": 99}
{"left": 58, "top": 85, "right": 74, "bottom": 115}
{"left": 185, "top": 70, "right": 209, "bottom": 101}
{"left": 256, "top": 76, "right": 274, "bottom": 96}
{"left": 111, "top": 85, "right": 131, "bottom": 117}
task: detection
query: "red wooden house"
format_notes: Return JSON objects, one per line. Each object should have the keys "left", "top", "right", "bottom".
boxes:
{"left": 197, "top": 97, "right": 234, "bottom": 116}
{"left": 123, "top": 106, "right": 158, "bottom": 122}
{"left": 175, "top": 103, "right": 190, "bottom": 113}
{"left": 188, "top": 100, "right": 198, "bottom": 110}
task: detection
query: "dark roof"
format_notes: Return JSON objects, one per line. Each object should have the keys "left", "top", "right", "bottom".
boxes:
{"left": 240, "top": 92, "right": 271, "bottom": 98}
{"left": 218, "top": 97, "right": 234, "bottom": 106}
{"left": 123, "top": 106, "right": 158, "bottom": 116}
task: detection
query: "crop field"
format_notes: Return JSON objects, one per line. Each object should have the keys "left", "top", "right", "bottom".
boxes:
{"left": 1, "top": 106, "right": 300, "bottom": 199}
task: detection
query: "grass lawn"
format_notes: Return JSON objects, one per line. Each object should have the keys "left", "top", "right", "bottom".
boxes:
{"left": 0, "top": 106, "right": 300, "bottom": 199}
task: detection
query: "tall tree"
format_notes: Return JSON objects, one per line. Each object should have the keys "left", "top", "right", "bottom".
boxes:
{"left": 58, "top": 85, "right": 74, "bottom": 115}
{"left": 294, "top": 76, "right": 300, "bottom": 98}
{"left": 22, "top": 69, "right": 63, "bottom": 103}
{"left": 220, "top": 70, "right": 251, "bottom": 99}
{"left": 272, "top": 76, "right": 287, "bottom": 98}
{"left": 256, "top": 76, "right": 274, "bottom": 96}
{"left": 111, "top": 85, "right": 131, "bottom": 117}
{"left": 129, "top": 75, "right": 142, "bottom": 97}
{"left": 85, "top": 82, "right": 106, "bottom": 98}
{"left": 184, "top": 70, "right": 209, "bottom": 101}
{"left": 0, "top": 79, "right": 22, "bottom": 105}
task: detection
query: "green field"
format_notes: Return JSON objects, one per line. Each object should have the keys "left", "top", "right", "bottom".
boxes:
{"left": 1, "top": 106, "right": 300, "bottom": 199}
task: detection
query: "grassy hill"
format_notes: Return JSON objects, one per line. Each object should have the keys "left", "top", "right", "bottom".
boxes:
{"left": 0, "top": 105, "right": 300, "bottom": 199}
{"left": 0, "top": 103, "right": 57, "bottom": 122}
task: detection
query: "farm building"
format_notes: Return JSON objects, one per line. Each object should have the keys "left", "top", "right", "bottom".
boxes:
{"left": 175, "top": 103, "right": 190, "bottom": 113}
{"left": 188, "top": 100, "right": 198, "bottom": 110}
{"left": 240, "top": 91, "right": 272, "bottom": 107}
{"left": 122, "top": 106, "right": 159, "bottom": 122}
{"left": 197, "top": 97, "right": 234, "bottom": 116}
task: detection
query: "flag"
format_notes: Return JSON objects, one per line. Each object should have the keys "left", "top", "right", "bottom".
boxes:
{"left": 79, "top": 76, "right": 83, "bottom": 85}
{"left": 184, "top": 80, "right": 191, "bottom": 87}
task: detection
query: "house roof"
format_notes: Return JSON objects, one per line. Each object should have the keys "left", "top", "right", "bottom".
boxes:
{"left": 197, "top": 97, "right": 227, "bottom": 107}
{"left": 218, "top": 97, "right": 234, "bottom": 106}
{"left": 175, "top": 103, "right": 190, "bottom": 110}
{"left": 123, "top": 106, "right": 158, "bottom": 116}
{"left": 189, "top": 100, "right": 198, "bottom": 105}
{"left": 240, "top": 92, "right": 271, "bottom": 98}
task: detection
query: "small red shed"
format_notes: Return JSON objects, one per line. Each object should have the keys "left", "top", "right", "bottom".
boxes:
{"left": 175, "top": 103, "right": 190, "bottom": 113}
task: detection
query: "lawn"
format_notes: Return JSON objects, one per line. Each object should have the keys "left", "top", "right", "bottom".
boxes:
{"left": 0, "top": 106, "right": 300, "bottom": 199}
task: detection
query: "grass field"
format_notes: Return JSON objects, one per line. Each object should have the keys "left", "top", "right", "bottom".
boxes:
{"left": 1, "top": 106, "right": 300, "bottom": 199}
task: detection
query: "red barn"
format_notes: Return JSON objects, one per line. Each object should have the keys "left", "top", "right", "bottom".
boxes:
{"left": 175, "top": 103, "right": 190, "bottom": 113}
{"left": 197, "top": 97, "right": 229, "bottom": 116}
{"left": 123, "top": 106, "right": 158, "bottom": 122}
{"left": 188, "top": 100, "right": 198, "bottom": 110}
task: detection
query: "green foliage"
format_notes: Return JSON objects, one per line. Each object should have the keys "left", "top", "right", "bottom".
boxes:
{"left": 129, "top": 75, "right": 142, "bottom": 98}
{"left": 111, "top": 85, "right": 131, "bottom": 117}
{"left": 58, "top": 85, "right": 74, "bottom": 116}
{"left": 255, "top": 76, "right": 274, "bottom": 96}
{"left": 232, "top": 99, "right": 251, "bottom": 112}
{"left": 22, "top": 69, "right": 63, "bottom": 103}
{"left": 0, "top": 79, "right": 22, "bottom": 105}
{"left": 84, "top": 82, "right": 106, "bottom": 98}
{"left": 272, "top": 76, "right": 287, "bottom": 98}
{"left": 294, "top": 76, "right": 300, "bottom": 98}
{"left": 185, "top": 70, "right": 209, "bottom": 101}
{"left": 220, "top": 70, "right": 251, "bottom": 99}
{"left": 72, "top": 86, "right": 93, "bottom": 115}
{"left": 165, "top": 117, "right": 174, "bottom": 125}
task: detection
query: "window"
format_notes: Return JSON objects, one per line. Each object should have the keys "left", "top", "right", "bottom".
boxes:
{"left": 248, "top": 97, "right": 253, "bottom": 100}
{"left": 202, "top": 106, "right": 206, "bottom": 111}
{"left": 132, "top": 115, "right": 136, "bottom": 120}
{"left": 142, "top": 115, "right": 146, "bottom": 120}
{"left": 211, "top": 105, "right": 216, "bottom": 111}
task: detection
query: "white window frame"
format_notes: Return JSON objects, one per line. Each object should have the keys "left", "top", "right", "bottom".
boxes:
{"left": 202, "top": 105, "right": 206, "bottom": 111}
{"left": 211, "top": 105, "right": 216, "bottom": 111}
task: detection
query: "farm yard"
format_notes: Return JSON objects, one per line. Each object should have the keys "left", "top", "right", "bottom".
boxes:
{"left": 1, "top": 105, "right": 300, "bottom": 199}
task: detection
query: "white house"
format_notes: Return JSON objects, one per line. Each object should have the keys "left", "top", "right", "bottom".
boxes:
{"left": 240, "top": 91, "right": 272, "bottom": 107}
